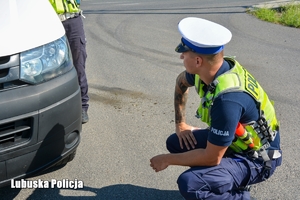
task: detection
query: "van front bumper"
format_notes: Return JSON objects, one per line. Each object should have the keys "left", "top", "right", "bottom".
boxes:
{"left": 0, "top": 67, "right": 82, "bottom": 187}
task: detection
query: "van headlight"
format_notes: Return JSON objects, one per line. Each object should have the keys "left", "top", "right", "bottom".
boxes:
{"left": 20, "top": 36, "right": 73, "bottom": 84}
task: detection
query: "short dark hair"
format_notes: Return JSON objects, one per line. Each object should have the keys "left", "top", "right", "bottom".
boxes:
{"left": 194, "top": 51, "right": 224, "bottom": 65}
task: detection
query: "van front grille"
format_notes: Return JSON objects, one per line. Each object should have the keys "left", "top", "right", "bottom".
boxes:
{"left": 0, "top": 54, "right": 28, "bottom": 92}
{"left": 0, "top": 118, "right": 32, "bottom": 149}
{"left": 0, "top": 56, "right": 10, "bottom": 65}
{"left": 0, "top": 80, "right": 28, "bottom": 91}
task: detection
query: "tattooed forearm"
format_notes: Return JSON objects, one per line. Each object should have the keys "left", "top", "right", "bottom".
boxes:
{"left": 174, "top": 71, "right": 192, "bottom": 124}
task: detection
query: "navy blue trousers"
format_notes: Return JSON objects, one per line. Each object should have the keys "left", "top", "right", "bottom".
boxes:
{"left": 63, "top": 16, "right": 89, "bottom": 111}
{"left": 166, "top": 129, "right": 282, "bottom": 200}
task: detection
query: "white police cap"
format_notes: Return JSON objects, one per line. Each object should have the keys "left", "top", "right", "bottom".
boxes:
{"left": 175, "top": 17, "right": 232, "bottom": 54}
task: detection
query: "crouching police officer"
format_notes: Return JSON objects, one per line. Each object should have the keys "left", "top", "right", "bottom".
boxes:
{"left": 49, "top": 0, "right": 89, "bottom": 123}
{"left": 150, "top": 17, "right": 282, "bottom": 200}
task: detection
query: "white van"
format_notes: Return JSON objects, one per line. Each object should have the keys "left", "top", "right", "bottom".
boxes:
{"left": 0, "top": 0, "right": 81, "bottom": 187}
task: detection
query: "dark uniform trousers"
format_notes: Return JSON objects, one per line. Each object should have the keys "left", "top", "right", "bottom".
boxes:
{"left": 62, "top": 15, "right": 89, "bottom": 111}
{"left": 166, "top": 129, "right": 282, "bottom": 200}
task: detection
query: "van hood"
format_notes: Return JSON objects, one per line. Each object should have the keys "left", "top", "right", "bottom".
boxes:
{"left": 0, "top": 0, "right": 65, "bottom": 57}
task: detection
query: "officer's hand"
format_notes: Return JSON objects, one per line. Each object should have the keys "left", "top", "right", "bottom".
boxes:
{"left": 176, "top": 122, "right": 198, "bottom": 150}
{"left": 150, "top": 154, "right": 169, "bottom": 172}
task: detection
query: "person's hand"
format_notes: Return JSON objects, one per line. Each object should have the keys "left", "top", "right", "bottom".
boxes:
{"left": 150, "top": 154, "right": 169, "bottom": 172}
{"left": 176, "top": 122, "right": 198, "bottom": 150}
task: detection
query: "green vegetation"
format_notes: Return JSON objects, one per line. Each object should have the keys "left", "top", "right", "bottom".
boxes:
{"left": 249, "top": 3, "right": 300, "bottom": 28}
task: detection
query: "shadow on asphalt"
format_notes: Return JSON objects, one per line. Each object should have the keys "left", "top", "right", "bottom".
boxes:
{"left": 0, "top": 184, "right": 183, "bottom": 200}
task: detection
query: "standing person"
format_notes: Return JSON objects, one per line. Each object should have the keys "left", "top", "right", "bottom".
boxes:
{"left": 150, "top": 17, "right": 282, "bottom": 200}
{"left": 50, "top": 0, "right": 89, "bottom": 123}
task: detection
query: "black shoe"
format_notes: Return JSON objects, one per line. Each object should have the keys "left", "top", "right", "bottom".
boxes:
{"left": 82, "top": 110, "right": 89, "bottom": 124}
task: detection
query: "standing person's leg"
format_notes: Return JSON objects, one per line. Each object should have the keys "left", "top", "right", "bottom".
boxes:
{"left": 63, "top": 16, "right": 89, "bottom": 123}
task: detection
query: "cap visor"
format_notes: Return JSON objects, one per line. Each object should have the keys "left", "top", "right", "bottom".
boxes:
{"left": 175, "top": 42, "right": 190, "bottom": 53}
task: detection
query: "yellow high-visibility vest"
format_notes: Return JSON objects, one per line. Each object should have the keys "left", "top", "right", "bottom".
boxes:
{"left": 195, "top": 57, "right": 279, "bottom": 153}
{"left": 49, "top": 0, "right": 80, "bottom": 14}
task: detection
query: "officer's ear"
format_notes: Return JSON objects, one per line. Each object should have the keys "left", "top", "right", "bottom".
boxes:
{"left": 195, "top": 55, "right": 203, "bottom": 67}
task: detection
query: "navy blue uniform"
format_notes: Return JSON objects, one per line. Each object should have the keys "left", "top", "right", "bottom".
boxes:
{"left": 63, "top": 16, "right": 89, "bottom": 112}
{"left": 166, "top": 60, "right": 281, "bottom": 200}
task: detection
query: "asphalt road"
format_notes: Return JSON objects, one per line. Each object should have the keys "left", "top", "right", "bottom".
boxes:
{"left": 1, "top": 0, "right": 299, "bottom": 199}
